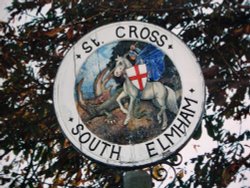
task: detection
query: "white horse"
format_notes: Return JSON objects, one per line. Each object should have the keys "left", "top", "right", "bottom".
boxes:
{"left": 113, "top": 56, "right": 179, "bottom": 130}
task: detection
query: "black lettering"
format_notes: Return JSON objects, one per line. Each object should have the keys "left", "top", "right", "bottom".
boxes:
{"left": 173, "top": 117, "right": 190, "bottom": 134}
{"left": 71, "top": 124, "right": 84, "bottom": 135}
{"left": 158, "top": 34, "right": 168, "bottom": 47}
{"left": 164, "top": 126, "right": 182, "bottom": 145}
{"left": 100, "top": 142, "right": 111, "bottom": 156}
{"left": 149, "top": 30, "right": 159, "bottom": 43}
{"left": 183, "top": 97, "right": 198, "bottom": 114}
{"left": 157, "top": 138, "right": 170, "bottom": 151}
{"left": 146, "top": 142, "right": 158, "bottom": 157}
{"left": 79, "top": 132, "right": 91, "bottom": 143}
{"left": 116, "top": 26, "right": 125, "bottom": 38}
{"left": 109, "top": 145, "right": 121, "bottom": 160}
{"left": 140, "top": 27, "right": 150, "bottom": 39}
{"left": 179, "top": 111, "right": 194, "bottom": 124}
{"left": 129, "top": 25, "right": 138, "bottom": 38}
{"left": 82, "top": 41, "right": 92, "bottom": 53}
{"left": 91, "top": 38, "right": 100, "bottom": 47}
{"left": 89, "top": 137, "right": 101, "bottom": 151}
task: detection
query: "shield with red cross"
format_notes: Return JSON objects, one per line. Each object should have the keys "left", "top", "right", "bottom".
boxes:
{"left": 126, "top": 64, "right": 148, "bottom": 91}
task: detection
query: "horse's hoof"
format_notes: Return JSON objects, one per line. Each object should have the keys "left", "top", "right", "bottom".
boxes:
{"left": 161, "top": 123, "right": 168, "bottom": 131}
{"left": 162, "top": 127, "right": 166, "bottom": 131}
{"left": 157, "top": 115, "right": 162, "bottom": 123}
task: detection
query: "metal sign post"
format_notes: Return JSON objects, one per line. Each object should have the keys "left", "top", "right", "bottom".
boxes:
{"left": 123, "top": 170, "right": 152, "bottom": 188}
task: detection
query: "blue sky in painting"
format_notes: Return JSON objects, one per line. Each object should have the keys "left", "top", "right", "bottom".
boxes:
{"left": 76, "top": 42, "right": 118, "bottom": 98}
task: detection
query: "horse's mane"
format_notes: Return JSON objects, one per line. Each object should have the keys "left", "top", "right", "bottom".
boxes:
{"left": 115, "top": 55, "right": 132, "bottom": 68}
{"left": 115, "top": 56, "right": 124, "bottom": 64}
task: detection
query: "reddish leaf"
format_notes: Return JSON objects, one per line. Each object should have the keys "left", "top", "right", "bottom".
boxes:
{"left": 66, "top": 26, "right": 74, "bottom": 40}
{"left": 43, "top": 27, "right": 65, "bottom": 37}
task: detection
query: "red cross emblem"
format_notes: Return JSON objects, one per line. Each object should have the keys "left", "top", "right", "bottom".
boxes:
{"left": 126, "top": 64, "right": 148, "bottom": 91}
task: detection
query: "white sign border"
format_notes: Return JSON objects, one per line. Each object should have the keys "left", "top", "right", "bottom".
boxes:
{"left": 53, "top": 21, "right": 205, "bottom": 168}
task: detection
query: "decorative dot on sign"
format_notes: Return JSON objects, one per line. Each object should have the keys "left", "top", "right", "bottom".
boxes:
{"left": 189, "top": 88, "right": 195, "bottom": 93}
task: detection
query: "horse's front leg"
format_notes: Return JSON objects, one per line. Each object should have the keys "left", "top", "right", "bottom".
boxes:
{"left": 124, "top": 96, "right": 135, "bottom": 125}
{"left": 116, "top": 91, "right": 128, "bottom": 114}
{"left": 157, "top": 106, "right": 168, "bottom": 130}
{"left": 161, "top": 110, "right": 168, "bottom": 130}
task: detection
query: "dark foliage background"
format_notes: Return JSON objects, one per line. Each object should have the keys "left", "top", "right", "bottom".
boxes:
{"left": 0, "top": 0, "right": 249, "bottom": 187}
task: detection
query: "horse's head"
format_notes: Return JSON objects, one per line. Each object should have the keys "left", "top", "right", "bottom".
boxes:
{"left": 114, "top": 56, "right": 126, "bottom": 77}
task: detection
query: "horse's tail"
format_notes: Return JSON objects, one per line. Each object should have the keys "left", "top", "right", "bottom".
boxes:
{"left": 165, "top": 86, "right": 179, "bottom": 114}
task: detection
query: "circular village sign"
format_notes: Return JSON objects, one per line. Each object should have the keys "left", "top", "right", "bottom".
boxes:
{"left": 53, "top": 21, "right": 205, "bottom": 168}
